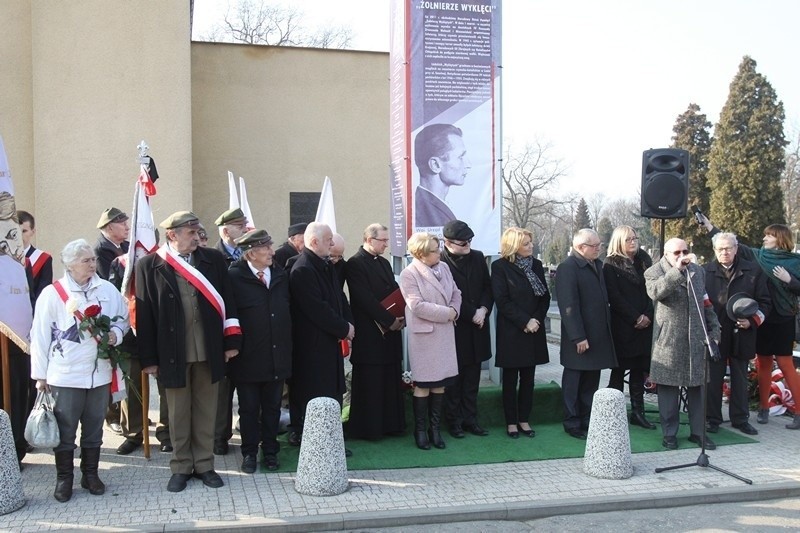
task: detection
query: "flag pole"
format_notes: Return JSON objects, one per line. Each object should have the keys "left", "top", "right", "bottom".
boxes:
{"left": 141, "top": 372, "right": 150, "bottom": 459}
{"left": 0, "top": 332, "right": 10, "bottom": 416}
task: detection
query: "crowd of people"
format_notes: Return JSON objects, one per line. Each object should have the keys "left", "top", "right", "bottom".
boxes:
{"left": 7, "top": 203, "right": 800, "bottom": 503}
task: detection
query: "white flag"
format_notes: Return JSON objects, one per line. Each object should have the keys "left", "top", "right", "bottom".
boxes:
{"left": 227, "top": 171, "right": 240, "bottom": 210}
{"left": 239, "top": 177, "right": 255, "bottom": 231}
{"left": 314, "top": 176, "right": 337, "bottom": 233}
{"left": 120, "top": 164, "right": 158, "bottom": 299}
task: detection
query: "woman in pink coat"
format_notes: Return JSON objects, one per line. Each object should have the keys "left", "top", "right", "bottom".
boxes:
{"left": 400, "top": 233, "right": 462, "bottom": 450}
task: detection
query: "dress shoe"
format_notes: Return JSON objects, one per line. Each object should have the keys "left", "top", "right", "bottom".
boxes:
{"left": 449, "top": 424, "right": 465, "bottom": 438}
{"left": 756, "top": 408, "right": 769, "bottom": 424}
{"left": 116, "top": 440, "right": 141, "bottom": 455}
{"left": 464, "top": 423, "right": 489, "bottom": 437}
{"left": 732, "top": 422, "right": 758, "bottom": 435}
{"left": 213, "top": 441, "right": 229, "bottom": 455}
{"left": 288, "top": 431, "right": 302, "bottom": 447}
{"left": 106, "top": 422, "right": 123, "bottom": 435}
{"left": 264, "top": 454, "right": 280, "bottom": 471}
{"left": 517, "top": 424, "right": 535, "bottom": 438}
{"left": 565, "top": 428, "right": 587, "bottom": 440}
{"left": 688, "top": 434, "right": 716, "bottom": 450}
{"left": 706, "top": 423, "right": 719, "bottom": 434}
{"left": 506, "top": 428, "right": 519, "bottom": 439}
{"left": 629, "top": 411, "right": 656, "bottom": 430}
{"left": 345, "top": 448, "right": 353, "bottom": 457}
{"left": 160, "top": 443, "right": 173, "bottom": 453}
{"left": 167, "top": 473, "right": 191, "bottom": 493}
{"left": 240, "top": 455, "right": 257, "bottom": 474}
{"left": 662, "top": 436, "right": 678, "bottom": 450}
{"left": 786, "top": 414, "right": 800, "bottom": 430}
{"left": 195, "top": 470, "right": 224, "bottom": 488}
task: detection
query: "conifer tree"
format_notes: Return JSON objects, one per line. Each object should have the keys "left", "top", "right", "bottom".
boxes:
{"left": 574, "top": 197, "right": 592, "bottom": 230}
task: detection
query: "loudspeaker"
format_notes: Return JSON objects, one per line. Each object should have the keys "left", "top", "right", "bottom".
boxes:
{"left": 640, "top": 148, "right": 689, "bottom": 219}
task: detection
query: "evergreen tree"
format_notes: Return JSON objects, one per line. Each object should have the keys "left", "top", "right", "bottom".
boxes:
{"left": 574, "top": 197, "right": 592, "bottom": 230}
{"left": 707, "top": 56, "right": 788, "bottom": 246}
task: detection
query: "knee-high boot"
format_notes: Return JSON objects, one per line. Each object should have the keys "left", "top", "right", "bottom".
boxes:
{"left": 428, "top": 392, "right": 446, "bottom": 449}
{"left": 629, "top": 371, "right": 656, "bottom": 430}
{"left": 412, "top": 396, "right": 431, "bottom": 450}
{"left": 80, "top": 447, "right": 106, "bottom": 495}
{"left": 53, "top": 450, "right": 74, "bottom": 503}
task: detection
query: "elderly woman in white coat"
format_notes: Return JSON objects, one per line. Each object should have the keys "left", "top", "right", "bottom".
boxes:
{"left": 399, "top": 232, "right": 462, "bottom": 451}
{"left": 30, "top": 239, "right": 129, "bottom": 503}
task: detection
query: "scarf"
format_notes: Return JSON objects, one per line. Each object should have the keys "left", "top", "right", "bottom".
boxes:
{"left": 515, "top": 255, "right": 548, "bottom": 296}
{"left": 750, "top": 246, "right": 800, "bottom": 316}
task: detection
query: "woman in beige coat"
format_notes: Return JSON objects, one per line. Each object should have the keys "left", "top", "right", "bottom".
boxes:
{"left": 399, "top": 233, "right": 462, "bottom": 450}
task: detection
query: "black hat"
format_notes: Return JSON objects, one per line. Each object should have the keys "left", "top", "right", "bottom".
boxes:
{"left": 214, "top": 208, "right": 247, "bottom": 226}
{"left": 96, "top": 207, "right": 129, "bottom": 229}
{"left": 160, "top": 211, "right": 201, "bottom": 230}
{"left": 726, "top": 292, "right": 759, "bottom": 321}
{"left": 442, "top": 220, "right": 474, "bottom": 241}
{"left": 235, "top": 229, "right": 273, "bottom": 250}
{"left": 288, "top": 223, "right": 308, "bottom": 238}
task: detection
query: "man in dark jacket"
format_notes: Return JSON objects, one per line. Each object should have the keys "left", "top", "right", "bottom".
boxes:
{"left": 213, "top": 207, "right": 247, "bottom": 265}
{"left": 440, "top": 220, "right": 493, "bottom": 437}
{"left": 289, "top": 222, "right": 354, "bottom": 443}
{"left": 345, "top": 223, "right": 405, "bottom": 440}
{"left": 136, "top": 211, "right": 241, "bottom": 493}
{"left": 228, "top": 229, "right": 291, "bottom": 472}
{"left": 555, "top": 229, "right": 617, "bottom": 439}
{"left": 704, "top": 232, "right": 771, "bottom": 436}
{"left": 274, "top": 222, "right": 307, "bottom": 269}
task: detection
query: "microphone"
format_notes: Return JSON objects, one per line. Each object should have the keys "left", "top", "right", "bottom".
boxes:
{"left": 691, "top": 205, "right": 705, "bottom": 226}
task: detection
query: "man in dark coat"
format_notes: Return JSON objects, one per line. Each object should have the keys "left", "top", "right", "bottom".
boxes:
{"left": 136, "top": 211, "right": 241, "bottom": 493}
{"left": 704, "top": 232, "right": 771, "bottom": 436}
{"left": 19, "top": 210, "right": 53, "bottom": 304}
{"left": 345, "top": 223, "right": 405, "bottom": 440}
{"left": 228, "top": 229, "right": 292, "bottom": 472}
{"left": 440, "top": 220, "right": 493, "bottom": 437}
{"left": 289, "top": 222, "right": 354, "bottom": 442}
{"left": 273, "top": 222, "right": 307, "bottom": 269}
{"left": 555, "top": 229, "right": 617, "bottom": 439}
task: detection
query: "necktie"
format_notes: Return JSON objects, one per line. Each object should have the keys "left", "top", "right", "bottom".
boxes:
{"left": 179, "top": 254, "right": 190, "bottom": 263}
{"left": 257, "top": 270, "right": 269, "bottom": 288}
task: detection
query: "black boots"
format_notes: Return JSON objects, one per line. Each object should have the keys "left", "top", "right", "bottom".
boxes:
{"left": 629, "top": 378, "right": 656, "bottom": 430}
{"left": 54, "top": 450, "right": 74, "bottom": 502}
{"left": 412, "top": 396, "right": 431, "bottom": 450}
{"left": 428, "top": 392, "right": 446, "bottom": 449}
{"left": 79, "top": 447, "right": 106, "bottom": 495}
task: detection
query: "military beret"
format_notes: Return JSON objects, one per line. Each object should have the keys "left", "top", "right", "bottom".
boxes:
{"left": 160, "top": 211, "right": 200, "bottom": 230}
{"left": 726, "top": 292, "right": 759, "bottom": 321}
{"left": 96, "top": 207, "right": 129, "bottom": 229}
{"left": 442, "top": 219, "right": 474, "bottom": 242}
{"left": 288, "top": 222, "right": 308, "bottom": 238}
{"left": 214, "top": 207, "right": 246, "bottom": 226}
{"left": 236, "top": 229, "right": 273, "bottom": 250}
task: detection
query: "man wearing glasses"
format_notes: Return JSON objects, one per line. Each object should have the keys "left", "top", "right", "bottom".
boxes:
{"left": 555, "top": 229, "right": 617, "bottom": 439}
{"left": 645, "top": 237, "right": 721, "bottom": 450}
{"left": 214, "top": 208, "right": 248, "bottom": 266}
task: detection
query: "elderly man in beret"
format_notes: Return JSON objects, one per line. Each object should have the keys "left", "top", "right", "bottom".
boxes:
{"left": 227, "top": 229, "right": 291, "bottom": 472}
{"left": 273, "top": 222, "right": 308, "bottom": 269}
{"left": 704, "top": 232, "right": 771, "bottom": 436}
{"left": 135, "top": 211, "right": 241, "bottom": 492}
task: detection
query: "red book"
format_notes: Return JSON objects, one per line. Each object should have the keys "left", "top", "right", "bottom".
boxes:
{"left": 381, "top": 288, "right": 406, "bottom": 319}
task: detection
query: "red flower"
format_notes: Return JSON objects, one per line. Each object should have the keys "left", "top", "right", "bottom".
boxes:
{"left": 84, "top": 304, "right": 102, "bottom": 318}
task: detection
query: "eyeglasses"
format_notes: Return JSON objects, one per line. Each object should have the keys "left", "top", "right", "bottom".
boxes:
{"left": 715, "top": 246, "right": 735, "bottom": 253}
{"left": 625, "top": 237, "right": 638, "bottom": 243}
{"left": 670, "top": 250, "right": 690, "bottom": 256}
{"left": 581, "top": 242, "right": 603, "bottom": 249}
{"left": 448, "top": 238, "right": 472, "bottom": 247}
{"left": 371, "top": 237, "right": 389, "bottom": 243}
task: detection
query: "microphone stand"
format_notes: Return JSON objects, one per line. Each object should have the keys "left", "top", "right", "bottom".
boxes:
{"left": 654, "top": 262, "right": 752, "bottom": 485}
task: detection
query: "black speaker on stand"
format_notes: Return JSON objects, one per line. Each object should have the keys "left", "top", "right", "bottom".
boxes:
{"left": 641, "top": 148, "right": 690, "bottom": 255}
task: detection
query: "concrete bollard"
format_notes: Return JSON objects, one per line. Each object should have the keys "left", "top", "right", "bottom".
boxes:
{"left": 583, "top": 388, "right": 633, "bottom": 480}
{"left": 0, "top": 410, "right": 25, "bottom": 514}
{"left": 294, "top": 397, "right": 349, "bottom": 496}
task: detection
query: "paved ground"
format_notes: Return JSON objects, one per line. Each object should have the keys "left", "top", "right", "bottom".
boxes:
{"left": 3, "top": 342, "right": 800, "bottom": 532}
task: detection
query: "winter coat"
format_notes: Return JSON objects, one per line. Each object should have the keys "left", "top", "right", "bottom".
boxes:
{"left": 555, "top": 253, "right": 617, "bottom": 371}
{"left": 645, "top": 257, "right": 721, "bottom": 387}
{"left": 399, "top": 258, "right": 461, "bottom": 383}
{"left": 491, "top": 257, "right": 550, "bottom": 368}
{"left": 94, "top": 234, "right": 128, "bottom": 281}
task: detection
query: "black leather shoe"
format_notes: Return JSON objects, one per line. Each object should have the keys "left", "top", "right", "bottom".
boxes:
{"left": 167, "top": 473, "right": 191, "bottom": 493}
{"left": 732, "top": 422, "right": 758, "bottom": 435}
{"left": 449, "top": 424, "right": 465, "bottom": 438}
{"left": 345, "top": 448, "right": 353, "bottom": 457}
{"left": 116, "top": 440, "right": 141, "bottom": 455}
{"left": 506, "top": 428, "right": 519, "bottom": 439}
{"left": 706, "top": 423, "right": 720, "bottom": 434}
{"left": 566, "top": 428, "right": 587, "bottom": 440}
{"left": 662, "top": 436, "right": 678, "bottom": 450}
{"left": 464, "top": 423, "right": 489, "bottom": 437}
{"left": 160, "top": 443, "right": 173, "bottom": 453}
{"left": 288, "top": 431, "right": 302, "bottom": 447}
{"left": 195, "top": 470, "right": 224, "bottom": 488}
{"left": 213, "top": 441, "right": 229, "bottom": 455}
{"left": 688, "top": 434, "right": 716, "bottom": 450}
{"left": 517, "top": 424, "right": 535, "bottom": 438}
{"left": 241, "top": 455, "right": 257, "bottom": 474}
{"left": 264, "top": 454, "right": 279, "bottom": 471}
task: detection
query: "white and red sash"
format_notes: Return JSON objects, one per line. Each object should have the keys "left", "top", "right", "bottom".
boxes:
{"left": 27, "top": 248, "right": 51, "bottom": 279}
{"left": 157, "top": 245, "right": 241, "bottom": 336}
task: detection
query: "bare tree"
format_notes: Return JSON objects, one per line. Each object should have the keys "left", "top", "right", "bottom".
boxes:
{"left": 781, "top": 128, "right": 800, "bottom": 229}
{"left": 202, "top": 0, "right": 353, "bottom": 49}
{"left": 586, "top": 192, "right": 606, "bottom": 229}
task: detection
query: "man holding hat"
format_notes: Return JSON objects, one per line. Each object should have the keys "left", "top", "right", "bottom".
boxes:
{"left": 704, "top": 232, "right": 771, "bottom": 436}
{"left": 440, "top": 220, "right": 493, "bottom": 438}
{"left": 274, "top": 222, "right": 308, "bottom": 269}
{"left": 94, "top": 207, "right": 130, "bottom": 280}
{"left": 227, "top": 229, "right": 291, "bottom": 472}
{"left": 135, "top": 211, "right": 241, "bottom": 492}
{"left": 214, "top": 208, "right": 248, "bottom": 265}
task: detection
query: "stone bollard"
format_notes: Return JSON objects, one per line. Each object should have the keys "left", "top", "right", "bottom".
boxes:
{"left": 0, "top": 410, "right": 25, "bottom": 514}
{"left": 294, "top": 397, "right": 349, "bottom": 496}
{"left": 583, "top": 388, "right": 633, "bottom": 479}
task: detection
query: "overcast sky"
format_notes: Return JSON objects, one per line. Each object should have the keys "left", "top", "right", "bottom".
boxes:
{"left": 192, "top": 0, "right": 800, "bottom": 203}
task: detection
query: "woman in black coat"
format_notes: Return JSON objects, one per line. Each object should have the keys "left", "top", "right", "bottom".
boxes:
{"left": 602, "top": 225, "right": 655, "bottom": 429}
{"left": 491, "top": 227, "right": 551, "bottom": 439}
{"left": 227, "top": 230, "right": 292, "bottom": 473}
